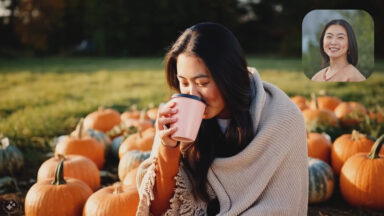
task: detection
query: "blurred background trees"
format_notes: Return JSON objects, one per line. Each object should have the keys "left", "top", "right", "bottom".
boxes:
{"left": 0, "top": 0, "right": 383, "bottom": 57}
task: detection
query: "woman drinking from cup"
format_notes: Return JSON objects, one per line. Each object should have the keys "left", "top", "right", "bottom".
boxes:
{"left": 136, "top": 22, "right": 308, "bottom": 216}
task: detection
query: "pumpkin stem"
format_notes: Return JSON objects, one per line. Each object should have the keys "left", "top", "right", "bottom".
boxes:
{"left": 138, "top": 127, "right": 143, "bottom": 138}
{"left": 57, "top": 154, "right": 66, "bottom": 161}
{"left": 367, "top": 135, "right": 384, "bottom": 159}
{"left": 75, "top": 118, "right": 85, "bottom": 139}
{"left": 139, "top": 109, "right": 146, "bottom": 122}
{"left": 52, "top": 159, "right": 66, "bottom": 185}
{"left": 311, "top": 93, "right": 318, "bottom": 109}
{"left": 351, "top": 130, "right": 360, "bottom": 141}
{"left": 113, "top": 182, "right": 122, "bottom": 194}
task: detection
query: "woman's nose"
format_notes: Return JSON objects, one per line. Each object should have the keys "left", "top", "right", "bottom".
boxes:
{"left": 187, "top": 84, "right": 201, "bottom": 98}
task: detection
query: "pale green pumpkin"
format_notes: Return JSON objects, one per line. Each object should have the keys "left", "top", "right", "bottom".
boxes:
{"left": 308, "top": 157, "right": 334, "bottom": 203}
{"left": 0, "top": 136, "right": 24, "bottom": 176}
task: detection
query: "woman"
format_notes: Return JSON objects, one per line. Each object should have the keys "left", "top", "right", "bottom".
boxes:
{"left": 312, "top": 19, "right": 366, "bottom": 82}
{"left": 136, "top": 22, "right": 308, "bottom": 216}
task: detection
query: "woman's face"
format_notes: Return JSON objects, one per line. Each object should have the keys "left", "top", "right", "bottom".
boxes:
{"left": 176, "top": 53, "right": 229, "bottom": 119}
{"left": 323, "top": 24, "right": 349, "bottom": 60}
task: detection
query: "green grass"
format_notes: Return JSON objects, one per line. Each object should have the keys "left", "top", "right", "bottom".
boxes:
{"left": 0, "top": 57, "right": 383, "bottom": 167}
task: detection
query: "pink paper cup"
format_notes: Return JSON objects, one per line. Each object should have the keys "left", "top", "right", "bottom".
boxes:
{"left": 170, "top": 94, "right": 206, "bottom": 142}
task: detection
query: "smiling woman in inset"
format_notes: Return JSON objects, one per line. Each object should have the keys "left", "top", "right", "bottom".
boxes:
{"left": 312, "top": 19, "right": 366, "bottom": 82}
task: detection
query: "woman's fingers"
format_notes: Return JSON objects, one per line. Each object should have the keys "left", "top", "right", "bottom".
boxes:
{"left": 158, "top": 101, "right": 178, "bottom": 117}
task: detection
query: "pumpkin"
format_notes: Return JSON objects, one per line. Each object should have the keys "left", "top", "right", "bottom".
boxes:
{"left": 307, "top": 133, "right": 332, "bottom": 164}
{"left": 308, "top": 157, "right": 334, "bottom": 203}
{"left": 302, "top": 108, "right": 338, "bottom": 128}
{"left": 83, "top": 183, "right": 139, "bottom": 216}
{"left": 107, "top": 118, "right": 153, "bottom": 139}
{"left": 334, "top": 102, "right": 367, "bottom": 127}
{"left": 146, "top": 107, "right": 159, "bottom": 121}
{"left": 123, "top": 167, "right": 139, "bottom": 186}
{"left": 119, "top": 127, "right": 155, "bottom": 159}
{"left": 331, "top": 130, "right": 380, "bottom": 175}
{"left": 368, "top": 110, "right": 384, "bottom": 123}
{"left": 84, "top": 107, "right": 121, "bottom": 133}
{"left": 340, "top": 134, "right": 384, "bottom": 210}
{"left": 118, "top": 150, "right": 150, "bottom": 181}
{"left": 71, "top": 128, "right": 111, "bottom": 155}
{"left": 0, "top": 136, "right": 24, "bottom": 176}
{"left": 25, "top": 159, "right": 92, "bottom": 216}
{"left": 37, "top": 154, "right": 100, "bottom": 191}
{"left": 290, "top": 96, "right": 309, "bottom": 111}
{"left": 111, "top": 135, "right": 125, "bottom": 159}
{"left": 310, "top": 95, "right": 341, "bottom": 111}
{"left": 121, "top": 106, "right": 150, "bottom": 121}
{"left": 55, "top": 119, "right": 105, "bottom": 169}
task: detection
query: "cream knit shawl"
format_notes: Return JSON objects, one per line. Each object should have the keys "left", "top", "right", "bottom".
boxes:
{"left": 136, "top": 68, "right": 308, "bottom": 216}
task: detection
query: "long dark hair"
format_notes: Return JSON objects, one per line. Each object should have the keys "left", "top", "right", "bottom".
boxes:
{"left": 165, "top": 22, "right": 254, "bottom": 202}
{"left": 319, "top": 19, "right": 358, "bottom": 67}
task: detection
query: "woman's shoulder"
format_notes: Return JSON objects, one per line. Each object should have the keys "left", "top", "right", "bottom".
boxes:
{"left": 311, "top": 68, "right": 326, "bottom": 81}
{"left": 345, "top": 65, "right": 366, "bottom": 82}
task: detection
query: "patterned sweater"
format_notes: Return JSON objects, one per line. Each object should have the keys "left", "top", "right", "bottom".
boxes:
{"left": 136, "top": 68, "right": 308, "bottom": 216}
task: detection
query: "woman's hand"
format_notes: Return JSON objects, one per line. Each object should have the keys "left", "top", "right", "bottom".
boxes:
{"left": 156, "top": 101, "right": 179, "bottom": 147}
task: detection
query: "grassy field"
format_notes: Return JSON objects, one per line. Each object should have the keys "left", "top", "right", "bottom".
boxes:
{"left": 1, "top": 57, "right": 384, "bottom": 164}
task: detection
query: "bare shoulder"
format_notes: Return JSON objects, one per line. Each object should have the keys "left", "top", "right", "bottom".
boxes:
{"left": 311, "top": 69, "right": 325, "bottom": 81}
{"left": 346, "top": 65, "right": 366, "bottom": 82}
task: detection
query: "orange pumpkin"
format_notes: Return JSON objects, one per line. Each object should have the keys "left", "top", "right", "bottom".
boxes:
{"left": 146, "top": 107, "right": 159, "bottom": 121}
{"left": 123, "top": 167, "right": 139, "bottom": 186}
{"left": 37, "top": 154, "right": 100, "bottom": 191}
{"left": 84, "top": 107, "right": 121, "bottom": 133}
{"left": 83, "top": 183, "right": 139, "bottom": 216}
{"left": 340, "top": 134, "right": 384, "bottom": 210}
{"left": 334, "top": 102, "right": 367, "bottom": 127}
{"left": 290, "top": 96, "right": 309, "bottom": 111}
{"left": 302, "top": 108, "right": 338, "bottom": 128}
{"left": 25, "top": 159, "right": 92, "bottom": 216}
{"left": 118, "top": 150, "right": 150, "bottom": 181}
{"left": 331, "top": 130, "right": 376, "bottom": 175}
{"left": 307, "top": 133, "right": 332, "bottom": 164}
{"left": 55, "top": 119, "right": 105, "bottom": 169}
{"left": 310, "top": 95, "right": 341, "bottom": 111}
{"left": 368, "top": 110, "right": 384, "bottom": 123}
{"left": 119, "top": 128, "right": 155, "bottom": 159}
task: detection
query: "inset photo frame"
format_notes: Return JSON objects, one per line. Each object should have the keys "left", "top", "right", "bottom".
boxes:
{"left": 302, "top": 10, "right": 374, "bottom": 82}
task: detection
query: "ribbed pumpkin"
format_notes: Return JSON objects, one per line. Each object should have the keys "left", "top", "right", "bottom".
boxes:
{"left": 55, "top": 119, "right": 105, "bottom": 169}
{"left": 84, "top": 107, "right": 121, "bottom": 133}
{"left": 25, "top": 159, "right": 92, "bottom": 216}
{"left": 118, "top": 150, "right": 151, "bottom": 181}
{"left": 331, "top": 130, "right": 377, "bottom": 175}
{"left": 119, "top": 128, "right": 155, "bottom": 159}
{"left": 71, "top": 128, "right": 111, "bottom": 155}
{"left": 111, "top": 135, "right": 125, "bottom": 159}
{"left": 308, "top": 157, "right": 334, "bottom": 203}
{"left": 334, "top": 102, "right": 367, "bottom": 127}
{"left": 310, "top": 95, "right": 341, "bottom": 111}
{"left": 83, "top": 183, "right": 139, "bottom": 216}
{"left": 307, "top": 133, "right": 332, "bottom": 164}
{"left": 303, "top": 93, "right": 338, "bottom": 128}
{"left": 340, "top": 135, "right": 384, "bottom": 210}
{"left": 0, "top": 136, "right": 24, "bottom": 176}
{"left": 123, "top": 167, "right": 139, "bottom": 186}
{"left": 37, "top": 154, "right": 100, "bottom": 191}
{"left": 290, "top": 95, "right": 309, "bottom": 111}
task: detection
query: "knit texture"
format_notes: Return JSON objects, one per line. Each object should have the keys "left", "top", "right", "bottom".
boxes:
{"left": 136, "top": 67, "right": 308, "bottom": 215}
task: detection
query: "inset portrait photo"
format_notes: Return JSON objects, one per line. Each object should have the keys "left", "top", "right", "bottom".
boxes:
{"left": 302, "top": 10, "right": 374, "bottom": 82}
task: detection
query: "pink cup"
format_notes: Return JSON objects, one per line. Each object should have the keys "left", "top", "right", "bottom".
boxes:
{"left": 169, "top": 94, "right": 206, "bottom": 142}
